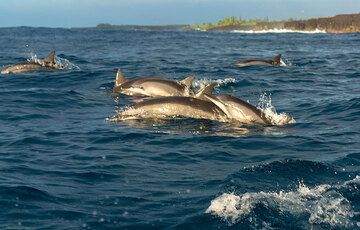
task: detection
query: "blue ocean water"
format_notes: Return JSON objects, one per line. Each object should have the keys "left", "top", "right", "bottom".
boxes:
{"left": 0, "top": 27, "right": 359, "bottom": 229}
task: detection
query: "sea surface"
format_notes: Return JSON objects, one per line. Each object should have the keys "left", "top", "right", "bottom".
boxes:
{"left": 0, "top": 27, "right": 359, "bottom": 229}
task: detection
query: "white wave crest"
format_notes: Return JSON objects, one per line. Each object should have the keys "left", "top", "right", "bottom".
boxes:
{"left": 232, "top": 28, "right": 326, "bottom": 34}
{"left": 206, "top": 176, "right": 360, "bottom": 228}
{"left": 192, "top": 78, "right": 237, "bottom": 91}
{"left": 257, "top": 92, "right": 295, "bottom": 125}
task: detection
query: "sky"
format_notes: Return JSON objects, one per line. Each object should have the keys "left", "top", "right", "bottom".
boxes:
{"left": 0, "top": 0, "right": 360, "bottom": 27}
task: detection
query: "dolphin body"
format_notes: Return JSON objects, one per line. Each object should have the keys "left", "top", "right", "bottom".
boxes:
{"left": 195, "top": 84, "right": 272, "bottom": 125}
{"left": 109, "top": 95, "right": 228, "bottom": 122}
{"left": 1, "top": 51, "right": 63, "bottom": 74}
{"left": 113, "top": 69, "right": 194, "bottom": 97}
{"left": 234, "top": 54, "right": 282, "bottom": 67}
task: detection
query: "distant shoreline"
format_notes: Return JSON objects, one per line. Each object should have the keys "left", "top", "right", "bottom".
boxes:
{"left": 96, "top": 13, "right": 360, "bottom": 34}
{"left": 198, "top": 13, "right": 360, "bottom": 33}
{"left": 1, "top": 12, "right": 359, "bottom": 33}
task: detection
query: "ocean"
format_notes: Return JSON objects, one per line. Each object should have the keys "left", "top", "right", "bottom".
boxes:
{"left": 0, "top": 27, "right": 359, "bottom": 229}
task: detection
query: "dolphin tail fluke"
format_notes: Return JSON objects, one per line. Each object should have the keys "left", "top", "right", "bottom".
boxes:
{"left": 43, "top": 51, "right": 56, "bottom": 64}
{"left": 272, "top": 54, "right": 282, "bottom": 64}
{"left": 195, "top": 83, "right": 216, "bottom": 99}
{"left": 115, "top": 68, "right": 126, "bottom": 87}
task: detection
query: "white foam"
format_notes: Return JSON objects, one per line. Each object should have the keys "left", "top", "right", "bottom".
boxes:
{"left": 206, "top": 177, "right": 359, "bottom": 228}
{"left": 192, "top": 78, "right": 236, "bottom": 91}
{"left": 279, "top": 59, "right": 287, "bottom": 67}
{"left": 231, "top": 28, "right": 326, "bottom": 34}
{"left": 257, "top": 92, "right": 295, "bottom": 125}
{"left": 55, "top": 56, "right": 81, "bottom": 70}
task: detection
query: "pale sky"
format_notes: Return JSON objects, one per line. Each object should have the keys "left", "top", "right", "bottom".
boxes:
{"left": 0, "top": 0, "right": 359, "bottom": 27}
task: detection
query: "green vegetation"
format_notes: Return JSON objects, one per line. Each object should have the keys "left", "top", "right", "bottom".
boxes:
{"left": 190, "top": 16, "right": 270, "bottom": 30}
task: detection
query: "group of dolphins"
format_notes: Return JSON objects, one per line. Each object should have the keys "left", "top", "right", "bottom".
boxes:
{"left": 1, "top": 51, "right": 291, "bottom": 126}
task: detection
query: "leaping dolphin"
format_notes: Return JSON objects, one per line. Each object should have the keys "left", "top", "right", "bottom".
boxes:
{"left": 195, "top": 84, "right": 272, "bottom": 125}
{"left": 1, "top": 51, "right": 64, "bottom": 74}
{"left": 113, "top": 68, "right": 194, "bottom": 97}
{"left": 234, "top": 54, "right": 282, "bottom": 67}
{"left": 108, "top": 94, "right": 228, "bottom": 122}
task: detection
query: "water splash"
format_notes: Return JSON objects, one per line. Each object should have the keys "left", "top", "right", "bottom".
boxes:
{"left": 27, "top": 53, "right": 80, "bottom": 71}
{"left": 27, "top": 53, "right": 41, "bottom": 63}
{"left": 280, "top": 59, "right": 287, "bottom": 67}
{"left": 192, "top": 78, "right": 236, "bottom": 91}
{"left": 206, "top": 176, "right": 360, "bottom": 228}
{"left": 55, "top": 56, "right": 81, "bottom": 70}
{"left": 280, "top": 57, "right": 293, "bottom": 67}
{"left": 257, "top": 92, "right": 295, "bottom": 125}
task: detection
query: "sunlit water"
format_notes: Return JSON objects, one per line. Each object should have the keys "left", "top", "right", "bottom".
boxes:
{"left": 0, "top": 27, "right": 359, "bottom": 229}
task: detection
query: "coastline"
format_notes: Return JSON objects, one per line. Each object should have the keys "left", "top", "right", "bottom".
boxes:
{"left": 93, "top": 12, "right": 360, "bottom": 34}
{"left": 191, "top": 13, "right": 360, "bottom": 34}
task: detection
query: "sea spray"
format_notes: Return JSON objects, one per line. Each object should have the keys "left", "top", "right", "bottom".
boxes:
{"left": 192, "top": 78, "right": 237, "bottom": 91}
{"left": 257, "top": 92, "right": 295, "bottom": 125}
{"left": 206, "top": 177, "right": 359, "bottom": 228}
{"left": 27, "top": 52, "right": 80, "bottom": 71}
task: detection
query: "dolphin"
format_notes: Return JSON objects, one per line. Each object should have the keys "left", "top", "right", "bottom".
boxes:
{"left": 1, "top": 51, "right": 64, "bottom": 74}
{"left": 113, "top": 68, "right": 194, "bottom": 97}
{"left": 234, "top": 54, "right": 282, "bottom": 67}
{"left": 108, "top": 95, "right": 228, "bottom": 122}
{"left": 195, "top": 84, "right": 272, "bottom": 125}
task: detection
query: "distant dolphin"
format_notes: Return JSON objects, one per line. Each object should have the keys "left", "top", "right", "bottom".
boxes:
{"left": 1, "top": 51, "right": 64, "bottom": 74}
{"left": 109, "top": 94, "right": 228, "bottom": 122}
{"left": 113, "top": 68, "right": 194, "bottom": 97}
{"left": 234, "top": 54, "right": 282, "bottom": 67}
{"left": 195, "top": 84, "right": 272, "bottom": 125}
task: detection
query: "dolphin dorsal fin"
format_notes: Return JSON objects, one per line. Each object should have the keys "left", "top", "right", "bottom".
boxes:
{"left": 43, "top": 51, "right": 56, "bottom": 64}
{"left": 272, "top": 54, "right": 281, "bottom": 64}
{"left": 179, "top": 76, "right": 194, "bottom": 95}
{"left": 115, "top": 68, "right": 126, "bottom": 87}
{"left": 195, "top": 83, "right": 216, "bottom": 99}
{"left": 179, "top": 76, "right": 194, "bottom": 87}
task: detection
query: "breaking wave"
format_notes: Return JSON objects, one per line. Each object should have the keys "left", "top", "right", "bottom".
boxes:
{"left": 231, "top": 28, "right": 326, "bottom": 34}
{"left": 206, "top": 176, "right": 360, "bottom": 228}
{"left": 257, "top": 92, "right": 295, "bottom": 125}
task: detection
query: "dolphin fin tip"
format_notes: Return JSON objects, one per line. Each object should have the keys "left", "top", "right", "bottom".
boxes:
{"left": 195, "top": 83, "right": 216, "bottom": 99}
{"left": 115, "top": 68, "right": 126, "bottom": 87}
{"left": 180, "top": 76, "right": 194, "bottom": 86}
{"left": 272, "top": 54, "right": 282, "bottom": 64}
{"left": 43, "top": 51, "right": 56, "bottom": 64}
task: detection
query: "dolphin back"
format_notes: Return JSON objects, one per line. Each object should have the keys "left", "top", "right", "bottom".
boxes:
{"left": 113, "top": 96, "right": 227, "bottom": 122}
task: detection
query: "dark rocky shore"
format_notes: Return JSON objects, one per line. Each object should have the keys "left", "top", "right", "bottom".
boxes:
{"left": 206, "top": 13, "right": 360, "bottom": 33}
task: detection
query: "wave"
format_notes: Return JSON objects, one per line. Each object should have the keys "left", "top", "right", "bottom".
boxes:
{"left": 231, "top": 28, "right": 326, "bottom": 34}
{"left": 206, "top": 176, "right": 359, "bottom": 228}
